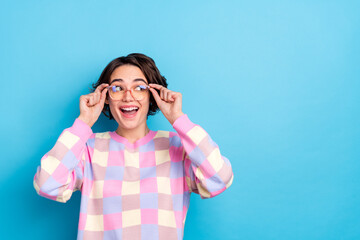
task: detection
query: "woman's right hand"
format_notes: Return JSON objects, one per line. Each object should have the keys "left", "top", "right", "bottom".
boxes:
{"left": 78, "top": 83, "right": 109, "bottom": 128}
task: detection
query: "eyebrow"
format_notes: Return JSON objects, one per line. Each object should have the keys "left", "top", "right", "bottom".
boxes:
{"left": 110, "top": 78, "right": 148, "bottom": 85}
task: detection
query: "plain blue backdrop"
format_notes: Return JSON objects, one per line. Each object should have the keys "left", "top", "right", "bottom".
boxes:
{"left": 1, "top": 0, "right": 359, "bottom": 239}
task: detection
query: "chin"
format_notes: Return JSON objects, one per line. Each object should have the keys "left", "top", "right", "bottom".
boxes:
{"left": 116, "top": 111, "right": 147, "bottom": 130}
{"left": 118, "top": 120, "right": 140, "bottom": 130}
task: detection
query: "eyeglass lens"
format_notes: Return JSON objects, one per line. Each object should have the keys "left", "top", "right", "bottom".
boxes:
{"left": 108, "top": 85, "right": 148, "bottom": 100}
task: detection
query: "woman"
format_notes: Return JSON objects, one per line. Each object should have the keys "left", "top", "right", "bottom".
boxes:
{"left": 33, "top": 53, "right": 234, "bottom": 240}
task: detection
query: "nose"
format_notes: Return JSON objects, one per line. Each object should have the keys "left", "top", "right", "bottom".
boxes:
{"left": 122, "top": 89, "right": 134, "bottom": 102}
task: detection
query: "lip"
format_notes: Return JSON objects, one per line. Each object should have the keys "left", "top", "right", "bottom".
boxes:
{"left": 119, "top": 105, "right": 139, "bottom": 119}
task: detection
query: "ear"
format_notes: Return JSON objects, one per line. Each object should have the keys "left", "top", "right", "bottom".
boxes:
{"left": 105, "top": 96, "right": 109, "bottom": 105}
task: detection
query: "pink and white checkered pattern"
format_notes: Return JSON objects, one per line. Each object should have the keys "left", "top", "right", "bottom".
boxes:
{"left": 33, "top": 114, "right": 233, "bottom": 240}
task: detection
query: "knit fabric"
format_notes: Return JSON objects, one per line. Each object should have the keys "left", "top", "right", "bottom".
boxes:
{"left": 33, "top": 114, "right": 233, "bottom": 240}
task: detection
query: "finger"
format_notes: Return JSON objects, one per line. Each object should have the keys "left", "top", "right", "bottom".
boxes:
{"left": 91, "top": 93, "right": 97, "bottom": 106}
{"left": 148, "top": 83, "right": 165, "bottom": 90}
{"left": 94, "top": 92, "right": 100, "bottom": 104}
{"left": 162, "top": 89, "right": 168, "bottom": 101}
{"left": 100, "top": 88, "right": 108, "bottom": 105}
{"left": 95, "top": 83, "right": 109, "bottom": 94}
{"left": 162, "top": 88, "right": 169, "bottom": 100}
{"left": 163, "top": 90, "right": 167, "bottom": 101}
{"left": 80, "top": 95, "right": 89, "bottom": 107}
{"left": 86, "top": 96, "right": 92, "bottom": 106}
{"left": 165, "top": 90, "right": 170, "bottom": 102}
{"left": 160, "top": 88, "right": 164, "bottom": 100}
{"left": 149, "top": 87, "right": 163, "bottom": 106}
{"left": 97, "top": 91, "right": 102, "bottom": 103}
{"left": 174, "top": 93, "right": 182, "bottom": 106}
{"left": 89, "top": 95, "right": 95, "bottom": 106}
{"left": 169, "top": 92, "right": 176, "bottom": 102}
{"left": 166, "top": 89, "right": 176, "bottom": 102}
{"left": 93, "top": 83, "right": 108, "bottom": 104}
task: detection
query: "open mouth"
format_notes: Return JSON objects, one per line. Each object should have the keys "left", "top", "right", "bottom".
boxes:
{"left": 120, "top": 106, "right": 139, "bottom": 116}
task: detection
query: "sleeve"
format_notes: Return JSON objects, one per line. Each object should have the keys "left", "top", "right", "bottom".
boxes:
{"left": 33, "top": 118, "right": 93, "bottom": 203}
{"left": 172, "top": 114, "right": 234, "bottom": 199}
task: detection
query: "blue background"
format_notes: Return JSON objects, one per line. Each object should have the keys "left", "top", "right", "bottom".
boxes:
{"left": 1, "top": 0, "right": 359, "bottom": 239}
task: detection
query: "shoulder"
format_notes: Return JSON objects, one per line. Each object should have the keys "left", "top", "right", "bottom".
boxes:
{"left": 85, "top": 131, "right": 111, "bottom": 140}
{"left": 93, "top": 131, "right": 111, "bottom": 139}
{"left": 153, "top": 130, "right": 182, "bottom": 147}
{"left": 85, "top": 131, "right": 111, "bottom": 148}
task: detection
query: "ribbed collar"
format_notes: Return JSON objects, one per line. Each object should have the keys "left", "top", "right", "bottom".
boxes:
{"left": 109, "top": 129, "right": 157, "bottom": 149}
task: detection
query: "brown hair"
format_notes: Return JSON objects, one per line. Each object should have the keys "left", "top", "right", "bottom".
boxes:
{"left": 91, "top": 53, "right": 168, "bottom": 120}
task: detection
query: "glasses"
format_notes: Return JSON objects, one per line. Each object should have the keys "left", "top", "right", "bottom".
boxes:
{"left": 106, "top": 84, "right": 150, "bottom": 101}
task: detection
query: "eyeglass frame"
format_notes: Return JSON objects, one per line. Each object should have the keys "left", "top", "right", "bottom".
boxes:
{"left": 106, "top": 84, "right": 151, "bottom": 101}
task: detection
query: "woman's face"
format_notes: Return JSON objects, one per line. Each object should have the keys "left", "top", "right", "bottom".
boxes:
{"left": 105, "top": 64, "right": 150, "bottom": 131}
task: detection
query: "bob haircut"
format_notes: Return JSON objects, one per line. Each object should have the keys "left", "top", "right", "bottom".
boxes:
{"left": 91, "top": 53, "right": 168, "bottom": 120}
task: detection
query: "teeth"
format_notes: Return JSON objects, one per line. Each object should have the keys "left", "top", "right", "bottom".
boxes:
{"left": 121, "top": 107, "right": 139, "bottom": 111}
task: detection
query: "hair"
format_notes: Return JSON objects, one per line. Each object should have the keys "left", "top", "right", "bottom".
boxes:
{"left": 91, "top": 53, "right": 168, "bottom": 120}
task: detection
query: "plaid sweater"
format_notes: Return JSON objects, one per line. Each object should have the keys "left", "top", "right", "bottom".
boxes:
{"left": 33, "top": 114, "right": 233, "bottom": 240}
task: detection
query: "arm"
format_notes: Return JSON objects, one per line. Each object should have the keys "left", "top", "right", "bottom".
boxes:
{"left": 33, "top": 118, "right": 93, "bottom": 203}
{"left": 172, "top": 114, "right": 234, "bottom": 199}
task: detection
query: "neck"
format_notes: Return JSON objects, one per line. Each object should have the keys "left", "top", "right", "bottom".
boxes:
{"left": 115, "top": 123, "right": 150, "bottom": 144}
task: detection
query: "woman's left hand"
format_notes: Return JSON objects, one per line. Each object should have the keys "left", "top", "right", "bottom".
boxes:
{"left": 148, "top": 83, "right": 184, "bottom": 125}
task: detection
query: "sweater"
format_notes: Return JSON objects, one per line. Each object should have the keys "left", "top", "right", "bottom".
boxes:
{"left": 33, "top": 114, "right": 233, "bottom": 240}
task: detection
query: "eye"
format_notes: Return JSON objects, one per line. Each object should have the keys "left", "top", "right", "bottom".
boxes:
{"left": 112, "top": 86, "right": 123, "bottom": 92}
{"left": 134, "top": 85, "right": 147, "bottom": 91}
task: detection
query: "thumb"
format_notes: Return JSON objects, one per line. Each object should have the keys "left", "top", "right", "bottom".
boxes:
{"left": 80, "top": 95, "right": 90, "bottom": 108}
{"left": 149, "top": 88, "right": 163, "bottom": 107}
